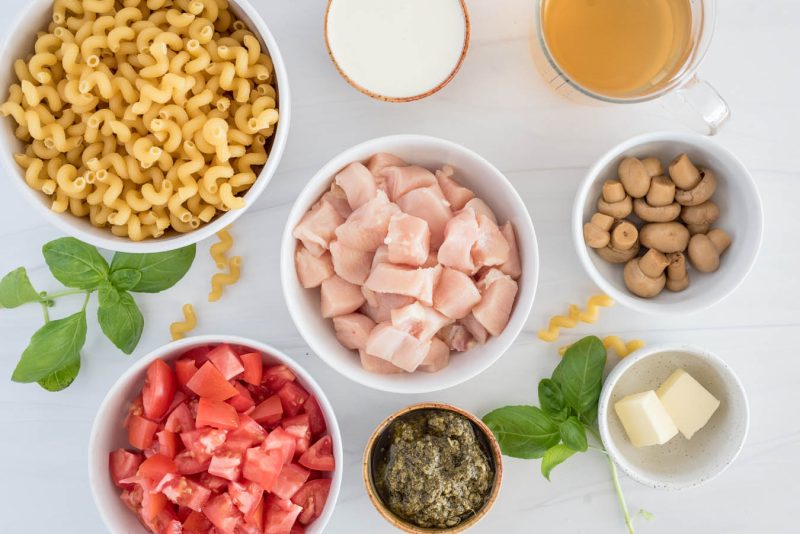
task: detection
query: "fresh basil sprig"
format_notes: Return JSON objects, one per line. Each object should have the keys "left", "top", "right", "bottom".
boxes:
{"left": 484, "top": 336, "right": 653, "bottom": 534}
{"left": 2, "top": 237, "right": 195, "bottom": 391}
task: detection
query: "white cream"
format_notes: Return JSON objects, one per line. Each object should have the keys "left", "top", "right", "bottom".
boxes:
{"left": 326, "top": 0, "right": 467, "bottom": 99}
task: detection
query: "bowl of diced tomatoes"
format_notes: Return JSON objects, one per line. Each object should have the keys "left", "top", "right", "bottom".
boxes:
{"left": 89, "top": 335, "right": 342, "bottom": 534}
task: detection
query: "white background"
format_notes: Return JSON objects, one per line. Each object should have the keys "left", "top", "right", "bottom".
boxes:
{"left": 1, "top": 1, "right": 799, "bottom": 533}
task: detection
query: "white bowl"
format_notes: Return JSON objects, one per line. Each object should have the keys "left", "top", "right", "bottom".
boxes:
{"left": 0, "top": 0, "right": 291, "bottom": 253}
{"left": 88, "top": 335, "right": 342, "bottom": 533}
{"left": 280, "top": 134, "right": 538, "bottom": 394}
{"left": 572, "top": 131, "right": 763, "bottom": 315}
{"left": 598, "top": 344, "right": 749, "bottom": 490}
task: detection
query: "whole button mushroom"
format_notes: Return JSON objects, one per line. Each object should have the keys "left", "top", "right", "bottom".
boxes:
{"left": 645, "top": 176, "right": 676, "bottom": 207}
{"left": 624, "top": 252, "right": 668, "bottom": 298}
{"left": 641, "top": 157, "right": 664, "bottom": 177}
{"left": 596, "top": 221, "right": 640, "bottom": 264}
{"left": 583, "top": 212, "right": 614, "bottom": 248}
{"left": 597, "top": 194, "right": 632, "bottom": 219}
{"left": 687, "top": 228, "right": 732, "bottom": 272}
{"left": 633, "top": 199, "right": 681, "bottom": 222}
{"left": 681, "top": 201, "right": 720, "bottom": 227}
{"left": 602, "top": 180, "right": 627, "bottom": 203}
{"left": 675, "top": 167, "right": 717, "bottom": 207}
{"left": 618, "top": 157, "right": 651, "bottom": 198}
{"left": 668, "top": 153, "right": 702, "bottom": 190}
{"left": 666, "top": 252, "right": 689, "bottom": 292}
{"left": 639, "top": 222, "right": 690, "bottom": 253}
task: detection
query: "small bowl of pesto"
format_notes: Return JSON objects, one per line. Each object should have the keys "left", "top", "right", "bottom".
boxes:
{"left": 363, "top": 403, "right": 502, "bottom": 533}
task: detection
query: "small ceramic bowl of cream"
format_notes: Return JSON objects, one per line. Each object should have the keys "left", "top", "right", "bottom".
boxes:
{"left": 598, "top": 344, "right": 749, "bottom": 490}
{"left": 325, "top": 0, "right": 470, "bottom": 101}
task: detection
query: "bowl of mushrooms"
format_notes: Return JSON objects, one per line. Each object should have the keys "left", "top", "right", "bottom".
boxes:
{"left": 573, "top": 131, "right": 763, "bottom": 315}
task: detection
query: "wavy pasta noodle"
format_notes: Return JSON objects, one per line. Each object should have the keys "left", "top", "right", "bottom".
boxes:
{"left": 538, "top": 294, "right": 615, "bottom": 342}
{"left": 208, "top": 255, "right": 241, "bottom": 302}
{"left": 1, "top": 0, "right": 279, "bottom": 241}
{"left": 210, "top": 227, "right": 234, "bottom": 269}
{"left": 559, "top": 336, "right": 645, "bottom": 358}
{"left": 170, "top": 303, "right": 197, "bottom": 341}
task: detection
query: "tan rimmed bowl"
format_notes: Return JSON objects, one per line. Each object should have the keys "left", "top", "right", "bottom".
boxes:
{"left": 363, "top": 403, "right": 502, "bottom": 533}
{"left": 324, "top": 0, "right": 470, "bottom": 102}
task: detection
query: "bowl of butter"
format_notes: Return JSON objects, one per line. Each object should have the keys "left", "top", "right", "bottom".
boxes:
{"left": 598, "top": 344, "right": 749, "bottom": 490}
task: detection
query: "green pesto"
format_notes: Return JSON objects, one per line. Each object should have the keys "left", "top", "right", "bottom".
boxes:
{"left": 374, "top": 409, "right": 493, "bottom": 529}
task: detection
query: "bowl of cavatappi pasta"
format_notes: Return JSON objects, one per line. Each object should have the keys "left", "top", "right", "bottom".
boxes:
{"left": 0, "top": 0, "right": 290, "bottom": 252}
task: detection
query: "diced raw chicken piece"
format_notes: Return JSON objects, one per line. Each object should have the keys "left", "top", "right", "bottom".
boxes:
{"left": 432, "top": 267, "right": 481, "bottom": 319}
{"left": 476, "top": 267, "right": 508, "bottom": 290}
{"left": 329, "top": 240, "right": 373, "bottom": 285}
{"left": 418, "top": 338, "right": 450, "bottom": 373}
{"left": 472, "top": 213, "right": 510, "bottom": 269}
{"left": 359, "top": 350, "right": 404, "bottom": 374}
{"left": 293, "top": 198, "right": 345, "bottom": 257}
{"left": 386, "top": 213, "right": 430, "bottom": 266}
{"left": 396, "top": 186, "right": 453, "bottom": 249}
{"left": 499, "top": 222, "right": 522, "bottom": 279}
{"left": 366, "top": 153, "right": 407, "bottom": 176}
{"left": 435, "top": 166, "right": 474, "bottom": 211}
{"left": 437, "top": 209, "right": 479, "bottom": 274}
{"left": 364, "top": 263, "right": 442, "bottom": 305}
{"left": 321, "top": 184, "right": 352, "bottom": 219}
{"left": 360, "top": 292, "right": 415, "bottom": 323}
{"left": 335, "top": 191, "right": 400, "bottom": 252}
{"left": 391, "top": 302, "right": 453, "bottom": 341}
{"left": 332, "top": 313, "right": 375, "bottom": 350}
{"left": 460, "top": 313, "right": 488, "bottom": 344}
{"left": 420, "top": 251, "right": 439, "bottom": 268}
{"left": 334, "top": 162, "right": 377, "bottom": 210}
{"left": 437, "top": 324, "right": 475, "bottom": 352}
{"left": 381, "top": 165, "right": 437, "bottom": 201}
{"left": 294, "top": 244, "right": 334, "bottom": 288}
{"left": 320, "top": 275, "right": 365, "bottom": 318}
{"left": 365, "top": 322, "right": 430, "bottom": 372}
{"left": 472, "top": 274, "right": 518, "bottom": 336}
{"left": 372, "top": 244, "right": 390, "bottom": 267}
{"left": 464, "top": 198, "right": 498, "bottom": 224}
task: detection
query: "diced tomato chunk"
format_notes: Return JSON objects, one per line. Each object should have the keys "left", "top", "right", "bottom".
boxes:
{"left": 182, "top": 510, "right": 212, "bottom": 534}
{"left": 250, "top": 395, "right": 283, "bottom": 426}
{"left": 263, "top": 495, "right": 303, "bottom": 534}
{"left": 110, "top": 449, "right": 143, "bottom": 488}
{"left": 174, "top": 450, "right": 211, "bottom": 475}
{"left": 143, "top": 359, "right": 177, "bottom": 421}
{"left": 124, "top": 395, "right": 144, "bottom": 430}
{"left": 228, "top": 382, "right": 256, "bottom": 413}
{"left": 138, "top": 453, "right": 177, "bottom": 482}
{"left": 299, "top": 436, "right": 335, "bottom": 472}
{"left": 196, "top": 397, "right": 240, "bottom": 430}
{"left": 208, "top": 450, "right": 243, "bottom": 481}
{"left": 128, "top": 415, "right": 159, "bottom": 450}
{"left": 239, "top": 352, "right": 263, "bottom": 385}
{"left": 272, "top": 463, "right": 310, "bottom": 500}
{"left": 262, "top": 427, "right": 297, "bottom": 465}
{"left": 140, "top": 479, "right": 168, "bottom": 521}
{"left": 303, "top": 396, "right": 327, "bottom": 438}
{"left": 202, "top": 492, "right": 243, "bottom": 534}
{"left": 262, "top": 365, "right": 296, "bottom": 392}
{"left": 145, "top": 502, "right": 178, "bottom": 532}
{"left": 175, "top": 359, "right": 198, "bottom": 387}
{"left": 282, "top": 414, "right": 311, "bottom": 456}
{"left": 164, "top": 402, "right": 195, "bottom": 433}
{"left": 156, "top": 473, "right": 212, "bottom": 512}
{"left": 195, "top": 471, "right": 229, "bottom": 493}
{"left": 291, "top": 524, "right": 306, "bottom": 534}
{"left": 182, "top": 345, "right": 212, "bottom": 365}
{"left": 157, "top": 430, "right": 181, "bottom": 459}
{"left": 228, "top": 480, "right": 263, "bottom": 517}
{"left": 291, "top": 479, "right": 332, "bottom": 526}
{"left": 245, "top": 494, "right": 265, "bottom": 530}
{"left": 243, "top": 447, "right": 283, "bottom": 492}
{"left": 227, "top": 414, "right": 268, "bottom": 452}
{"left": 208, "top": 344, "right": 245, "bottom": 380}
{"left": 186, "top": 362, "right": 239, "bottom": 401}
{"left": 180, "top": 428, "right": 228, "bottom": 458}
{"left": 277, "top": 382, "right": 309, "bottom": 418}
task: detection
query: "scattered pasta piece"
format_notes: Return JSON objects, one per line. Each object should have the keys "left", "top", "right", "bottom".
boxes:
{"left": 210, "top": 227, "right": 234, "bottom": 269}
{"left": 538, "top": 294, "right": 615, "bottom": 342}
{"left": 559, "top": 336, "right": 645, "bottom": 358}
{"left": 208, "top": 256, "right": 242, "bottom": 302}
{"left": 170, "top": 304, "right": 197, "bottom": 341}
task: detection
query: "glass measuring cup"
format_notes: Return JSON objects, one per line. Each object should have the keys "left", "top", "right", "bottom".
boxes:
{"left": 532, "top": 0, "right": 729, "bottom": 134}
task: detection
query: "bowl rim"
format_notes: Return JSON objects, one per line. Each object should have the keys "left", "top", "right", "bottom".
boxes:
{"left": 279, "top": 133, "right": 539, "bottom": 394}
{"left": 571, "top": 130, "right": 764, "bottom": 316}
{"left": 0, "top": 0, "right": 291, "bottom": 253}
{"left": 87, "top": 334, "right": 343, "bottom": 533}
{"left": 597, "top": 343, "right": 750, "bottom": 490}
{"left": 361, "top": 402, "right": 503, "bottom": 533}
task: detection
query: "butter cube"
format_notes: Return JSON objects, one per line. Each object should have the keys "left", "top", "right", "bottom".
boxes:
{"left": 614, "top": 390, "right": 678, "bottom": 447}
{"left": 657, "top": 368, "right": 720, "bottom": 440}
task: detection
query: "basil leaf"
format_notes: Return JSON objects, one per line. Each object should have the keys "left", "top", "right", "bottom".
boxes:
{"left": 552, "top": 336, "right": 607, "bottom": 424}
{"left": 538, "top": 378, "right": 568, "bottom": 422}
{"left": 541, "top": 443, "right": 577, "bottom": 480}
{"left": 42, "top": 238, "right": 108, "bottom": 289}
{"left": 109, "top": 268, "right": 142, "bottom": 290}
{"left": 0, "top": 267, "right": 40, "bottom": 308}
{"left": 98, "top": 281, "right": 119, "bottom": 305}
{"left": 11, "top": 310, "right": 87, "bottom": 383}
{"left": 110, "top": 245, "right": 195, "bottom": 293}
{"left": 98, "top": 288, "right": 143, "bottom": 354}
{"left": 483, "top": 405, "right": 560, "bottom": 459}
{"left": 559, "top": 417, "right": 588, "bottom": 452}
{"left": 37, "top": 354, "right": 80, "bottom": 392}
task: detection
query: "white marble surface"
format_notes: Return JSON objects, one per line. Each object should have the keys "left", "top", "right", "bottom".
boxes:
{"left": 1, "top": 1, "right": 799, "bottom": 533}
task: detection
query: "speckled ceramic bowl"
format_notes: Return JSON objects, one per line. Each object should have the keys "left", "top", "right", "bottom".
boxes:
{"left": 598, "top": 344, "right": 749, "bottom": 490}
{"left": 363, "top": 403, "right": 502, "bottom": 533}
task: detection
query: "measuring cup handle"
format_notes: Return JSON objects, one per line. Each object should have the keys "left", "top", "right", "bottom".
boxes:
{"left": 666, "top": 76, "right": 731, "bottom": 135}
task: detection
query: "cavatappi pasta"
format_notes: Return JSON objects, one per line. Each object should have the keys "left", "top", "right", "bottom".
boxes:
{"left": 1, "top": 0, "right": 279, "bottom": 241}
{"left": 559, "top": 336, "right": 644, "bottom": 358}
{"left": 537, "top": 294, "right": 615, "bottom": 342}
{"left": 209, "top": 226, "right": 233, "bottom": 268}
{"left": 208, "top": 254, "right": 240, "bottom": 301}
{"left": 170, "top": 303, "right": 197, "bottom": 340}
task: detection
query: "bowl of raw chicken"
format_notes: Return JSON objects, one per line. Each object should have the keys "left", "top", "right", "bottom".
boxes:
{"left": 280, "top": 135, "right": 538, "bottom": 393}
